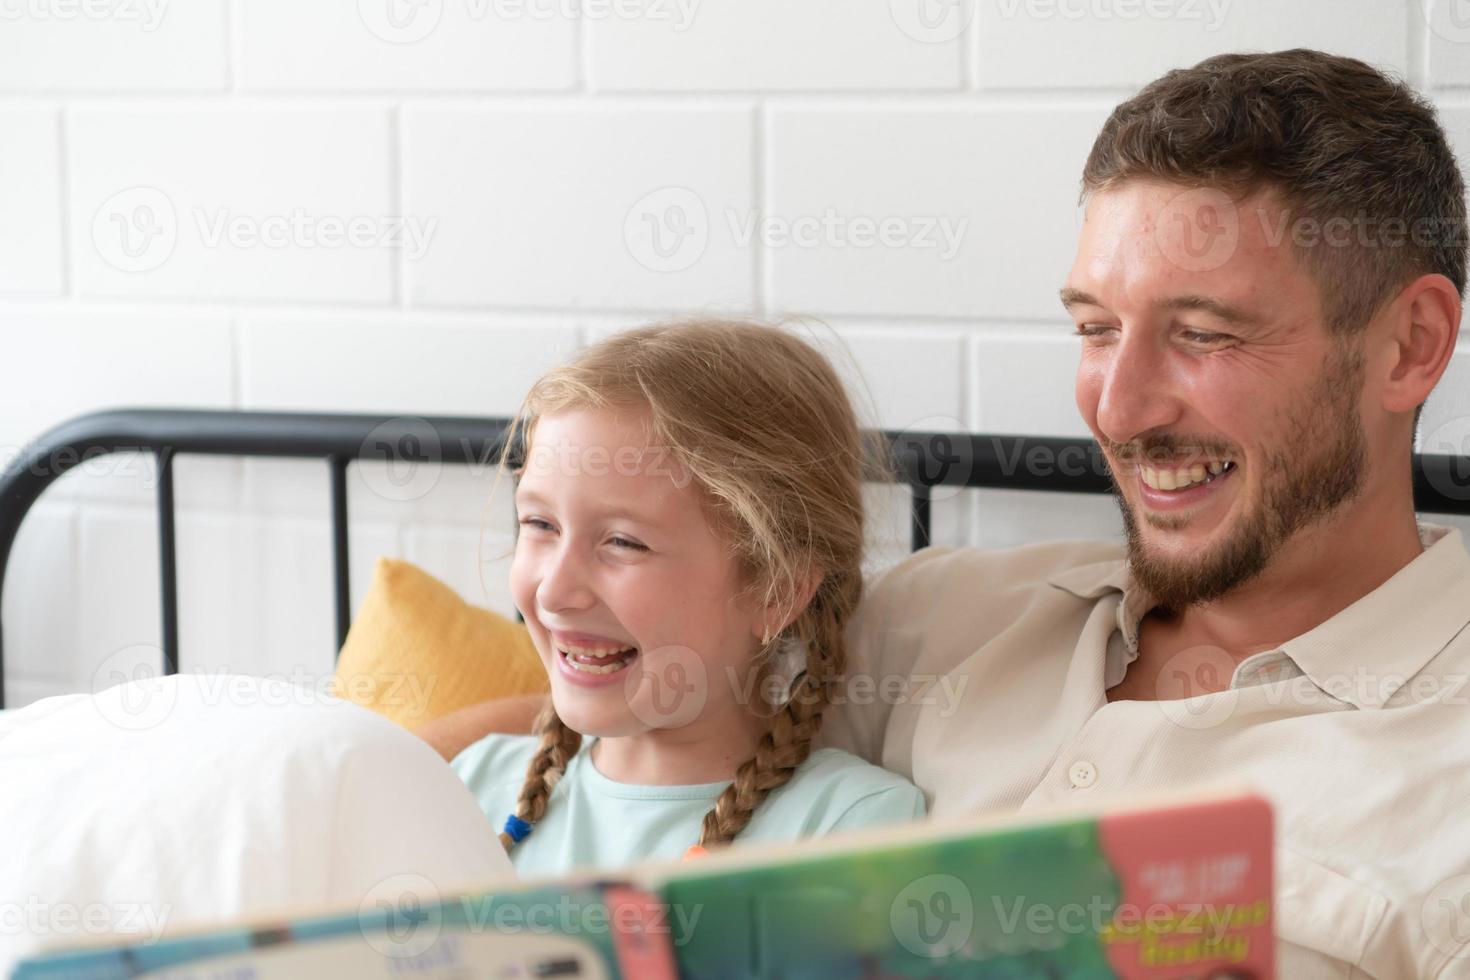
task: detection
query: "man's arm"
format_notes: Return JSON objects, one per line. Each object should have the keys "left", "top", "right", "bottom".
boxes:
{"left": 414, "top": 694, "right": 546, "bottom": 761}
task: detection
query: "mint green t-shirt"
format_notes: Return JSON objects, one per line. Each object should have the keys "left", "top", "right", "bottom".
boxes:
{"left": 451, "top": 734, "right": 927, "bottom": 878}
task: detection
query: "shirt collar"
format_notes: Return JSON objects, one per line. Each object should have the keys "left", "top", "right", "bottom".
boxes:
{"left": 1047, "top": 524, "right": 1470, "bottom": 709}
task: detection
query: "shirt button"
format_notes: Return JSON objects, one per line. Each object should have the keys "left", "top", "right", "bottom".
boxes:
{"left": 1068, "top": 761, "right": 1098, "bottom": 789}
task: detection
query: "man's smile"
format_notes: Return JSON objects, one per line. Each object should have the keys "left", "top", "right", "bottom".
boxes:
{"left": 1134, "top": 457, "right": 1239, "bottom": 515}
{"left": 1137, "top": 458, "right": 1237, "bottom": 492}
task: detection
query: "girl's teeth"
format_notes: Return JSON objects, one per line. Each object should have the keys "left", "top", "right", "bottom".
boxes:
{"left": 559, "top": 645, "right": 638, "bottom": 675}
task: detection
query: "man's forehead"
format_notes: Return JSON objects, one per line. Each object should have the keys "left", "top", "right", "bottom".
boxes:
{"left": 1067, "top": 181, "right": 1311, "bottom": 315}
{"left": 1077, "top": 179, "right": 1295, "bottom": 256}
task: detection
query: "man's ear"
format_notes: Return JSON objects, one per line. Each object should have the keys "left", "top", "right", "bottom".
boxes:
{"left": 1379, "top": 273, "right": 1461, "bottom": 415}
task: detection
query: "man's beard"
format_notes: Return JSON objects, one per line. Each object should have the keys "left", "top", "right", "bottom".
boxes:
{"left": 1112, "top": 345, "right": 1367, "bottom": 614}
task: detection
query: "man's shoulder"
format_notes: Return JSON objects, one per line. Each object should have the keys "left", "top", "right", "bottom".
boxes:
{"left": 866, "top": 537, "right": 1127, "bottom": 617}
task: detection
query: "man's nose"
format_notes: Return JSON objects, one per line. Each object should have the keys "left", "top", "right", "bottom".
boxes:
{"left": 537, "top": 544, "right": 595, "bottom": 614}
{"left": 1093, "top": 330, "right": 1183, "bottom": 447}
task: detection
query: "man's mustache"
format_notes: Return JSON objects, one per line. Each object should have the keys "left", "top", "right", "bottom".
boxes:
{"left": 1103, "top": 437, "right": 1241, "bottom": 467}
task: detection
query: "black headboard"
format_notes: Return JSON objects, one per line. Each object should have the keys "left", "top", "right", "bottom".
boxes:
{"left": 1, "top": 408, "right": 1466, "bottom": 709}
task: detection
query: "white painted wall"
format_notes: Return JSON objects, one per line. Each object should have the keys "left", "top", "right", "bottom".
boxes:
{"left": 1, "top": 0, "right": 1467, "bottom": 705}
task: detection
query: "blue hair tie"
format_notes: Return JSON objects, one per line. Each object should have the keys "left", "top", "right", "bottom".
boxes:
{"left": 503, "top": 813, "right": 533, "bottom": 844}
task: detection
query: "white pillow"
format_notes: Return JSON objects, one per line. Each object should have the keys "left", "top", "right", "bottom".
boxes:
{"left": 0, "top": 674, "right": 514, "bottom": 973}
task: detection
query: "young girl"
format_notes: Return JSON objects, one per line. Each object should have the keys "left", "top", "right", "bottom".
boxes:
{"left": 450, "top": 319, "right": 926, "bottom": 875}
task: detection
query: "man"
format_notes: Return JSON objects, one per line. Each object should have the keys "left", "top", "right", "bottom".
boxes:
{"left": 422, "top": 50, "right": 1468, "bottom": 976}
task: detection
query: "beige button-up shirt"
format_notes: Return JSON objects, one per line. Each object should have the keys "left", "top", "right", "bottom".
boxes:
{"left": 822, "top": 523, "right": 1470, "bottom": 978}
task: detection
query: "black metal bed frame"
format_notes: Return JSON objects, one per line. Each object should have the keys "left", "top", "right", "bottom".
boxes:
{"left": 1, "top": 407, "right": 1467, "bottom": 710}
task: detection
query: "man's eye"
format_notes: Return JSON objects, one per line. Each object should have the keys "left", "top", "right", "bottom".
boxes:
{"left": 1074, "top": 323, "right": 1115, "bottom": 338}
{"left": 1181, "top": 329, "right": 1230, "bottom": 344}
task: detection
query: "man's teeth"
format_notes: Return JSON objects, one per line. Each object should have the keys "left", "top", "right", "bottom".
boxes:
{"left": 559, "top": 643, "right": 638, "bottom": 674}
{"left": 1139, "top": 460, "right": 1235, "bottom": 492}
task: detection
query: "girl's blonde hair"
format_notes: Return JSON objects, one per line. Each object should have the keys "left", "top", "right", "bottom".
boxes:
{"left": 497, "top": 318, "right": 878, "bottom": 851}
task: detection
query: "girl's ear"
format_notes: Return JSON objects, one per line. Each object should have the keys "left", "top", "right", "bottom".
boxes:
{"left": 755, "top": 565, "right": 825, "bottom": 642}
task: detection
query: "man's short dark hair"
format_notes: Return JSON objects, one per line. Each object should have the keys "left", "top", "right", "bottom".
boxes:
{"left": 1083, "top": 48, "right": 1467, "bottom": 339}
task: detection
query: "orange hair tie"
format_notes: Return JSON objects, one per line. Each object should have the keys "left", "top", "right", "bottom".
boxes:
{"left": 682, "top": 844, "right": 708, "bottom": 861}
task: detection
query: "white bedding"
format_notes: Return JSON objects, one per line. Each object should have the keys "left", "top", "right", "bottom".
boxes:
{"left": 0, "top": 674, "right": 514, "bottom": 973}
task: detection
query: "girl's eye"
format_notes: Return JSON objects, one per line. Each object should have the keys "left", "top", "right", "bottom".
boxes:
{"left": 609, "top": 536, "right": 647, "bottom": 552}
{"left": 519, "top": 517, "right": 555, "bottom": 533}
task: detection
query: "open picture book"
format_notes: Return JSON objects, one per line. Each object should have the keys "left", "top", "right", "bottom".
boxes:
{"left": 15, "top": 787, "right": 1274, "bottom": 979}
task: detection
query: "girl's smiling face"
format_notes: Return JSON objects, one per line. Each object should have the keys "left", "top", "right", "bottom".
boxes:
{"left": 510, "top": 408, "right": 767, "bottom": 739}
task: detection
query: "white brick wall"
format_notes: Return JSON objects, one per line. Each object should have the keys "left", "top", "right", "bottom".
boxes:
{"left": 2, "top": 0, "right": 1468, "bottom": 705}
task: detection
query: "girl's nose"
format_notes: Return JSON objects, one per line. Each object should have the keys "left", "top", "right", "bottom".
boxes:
{"left": 536, "top": 546, "right": 596, "bottom": 614}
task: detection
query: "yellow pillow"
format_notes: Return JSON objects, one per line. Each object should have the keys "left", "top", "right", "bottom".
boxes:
{"left": 333, "top": 557, "right": 549, "bottom": 729}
